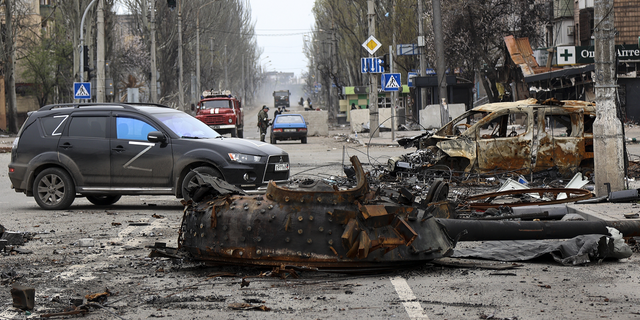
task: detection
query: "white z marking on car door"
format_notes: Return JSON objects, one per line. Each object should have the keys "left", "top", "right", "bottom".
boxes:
{"left": 122, "top": 141, "right": 155, "bottom": 172}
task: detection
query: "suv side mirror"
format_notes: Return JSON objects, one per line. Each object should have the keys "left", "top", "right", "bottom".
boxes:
{"left": 147, "top": 131, "right": 167, "bottom": 143}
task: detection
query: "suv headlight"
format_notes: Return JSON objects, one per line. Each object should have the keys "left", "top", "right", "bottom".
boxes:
{"left": 228, "top": 153, "right": 262, "bottom": 163}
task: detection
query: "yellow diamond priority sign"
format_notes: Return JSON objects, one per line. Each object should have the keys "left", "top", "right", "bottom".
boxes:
{"left": 362, "top": 36, "right": 382, "bottom": 55}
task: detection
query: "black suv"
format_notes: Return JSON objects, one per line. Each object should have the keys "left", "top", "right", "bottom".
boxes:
{"left": 8, "top": 103, "right": 290, "bottom": 210}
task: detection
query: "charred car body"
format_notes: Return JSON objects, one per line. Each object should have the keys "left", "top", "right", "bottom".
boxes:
{"left": 393, "top": 98, "right": 595, "bottom": 178}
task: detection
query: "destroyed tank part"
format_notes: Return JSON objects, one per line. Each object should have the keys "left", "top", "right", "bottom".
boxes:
{"left": 438, "top": 219, "right": 640, "bottom": 241}
{"left": 466, "top": 188, "right": 592, "bottom": 209}
{"left": 176, "top": 156, "right": 456, "bottom": 271}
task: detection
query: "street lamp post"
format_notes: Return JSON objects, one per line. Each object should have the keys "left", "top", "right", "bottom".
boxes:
{"left": 178, "top": 0, "right": 184, "bottom": 110}
{"left": 196, "top": 1, "right": 217, "bottom": 98}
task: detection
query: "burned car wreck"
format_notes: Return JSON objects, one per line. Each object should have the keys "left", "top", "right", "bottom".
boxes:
{"left": 393, "top": 98, "right": 596, "bottom": 178}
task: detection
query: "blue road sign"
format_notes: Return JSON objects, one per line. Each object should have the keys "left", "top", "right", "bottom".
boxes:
{"left": 74, "top": 82, "right": 91, "bottom": 99}
{"left": 361, "top": 57, "right": 385, "bottom": 73}
{"left": 407, "top": 72, "right": 417, "bottom": 87}
{"left": 381, "top": 73, "right": 401, "bottom": 92}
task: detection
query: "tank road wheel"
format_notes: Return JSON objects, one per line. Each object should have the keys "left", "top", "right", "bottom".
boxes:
{"left": 86, "top": 195, "right": 122, "bottom": 206}
{"left": 33, "top": 167, "right": 76, "bottom": 210}
{"left": 182, "top": 166, "right": 223, "bottom": 202}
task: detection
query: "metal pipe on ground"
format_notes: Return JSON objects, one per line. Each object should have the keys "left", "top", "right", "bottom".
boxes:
{"left": 438, "top": 219, "right": 640, "bottom": 241}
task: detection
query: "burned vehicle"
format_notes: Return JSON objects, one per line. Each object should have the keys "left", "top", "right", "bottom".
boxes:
{"left": 394, "top": 98, "right": 595, "bottom": 178}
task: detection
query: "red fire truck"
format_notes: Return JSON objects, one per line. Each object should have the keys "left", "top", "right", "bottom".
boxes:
{"left": 195, "top": 90, "right": 244, "bottom": 138}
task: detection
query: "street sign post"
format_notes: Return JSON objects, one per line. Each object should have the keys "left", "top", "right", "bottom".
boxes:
{"left": 74, "top": 82, "right": 91, "bottom": 99}
{"left": 381, "top": 73, "right": 401, "bottom": 92}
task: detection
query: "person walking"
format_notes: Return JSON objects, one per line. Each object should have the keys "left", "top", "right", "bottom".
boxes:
{"left": 257, "top": 105, "right": 270, "bottom": 142}
{"left": 274, "top": 107, "right": 282, "bottom": 117}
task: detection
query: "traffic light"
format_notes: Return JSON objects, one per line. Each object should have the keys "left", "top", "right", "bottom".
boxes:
{"left": 87, "top": 68, "right": 94, "bottom": 81}
{"left": 380, "top": 53, "right": 389, "bottom": 71}
{"left": 83, "top": 45, "right": 90, "bottom": 70}
{"left": 167, "top": 0, "right": 176, "bottom": 8}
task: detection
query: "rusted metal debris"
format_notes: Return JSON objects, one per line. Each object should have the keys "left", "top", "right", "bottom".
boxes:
{"left": 392, "top": 98, "right": 596, "bottom": 178}
{"left": 169, "top": 156, "right": 456, "bottom": 271}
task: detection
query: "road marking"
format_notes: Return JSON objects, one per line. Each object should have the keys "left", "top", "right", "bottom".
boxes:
{"left": 390, "top": 276, "right": 430, "bottom": 320}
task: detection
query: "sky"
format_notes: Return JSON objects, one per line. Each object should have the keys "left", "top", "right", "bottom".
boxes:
{"left": 247, "top": 0, "right": 316, "bottom": 78}
{"left": 114, "top": 1, "right": 315, "bottom": 78}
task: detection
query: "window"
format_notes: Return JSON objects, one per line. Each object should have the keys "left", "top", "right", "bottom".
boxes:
{"left": 479, "top": 112, "right": 528, "bottom": 139}
{"left": 275, "top": 115, "right": 304, "bottom": 124}
{"left": 545, "top": 113, "right": 576, "bottom": 137}
{"left": 201, "top": 100, "right": 232, "bottom": 109}
{"left": 68, "top": 116, "right": 107, "bottom": 138}
{"left": 116, "top": 117, "right": 156, "bottom": 140}
{"left": 41, "top": 115, "right": 69, "bottom": 136}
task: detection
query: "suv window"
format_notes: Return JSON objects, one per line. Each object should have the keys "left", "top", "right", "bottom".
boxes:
{"left": 41, "top": 115, "right": 69, "bottom": 136}
{"left": 117, "top": 117, "right": 157, "bottom": 140}
{"left": 68, "top": 116, "right": 107, "bottom": 138}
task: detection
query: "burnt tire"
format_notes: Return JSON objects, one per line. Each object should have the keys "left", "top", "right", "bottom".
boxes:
{"left": 86, "top": 195, "right": 122, "bottom": 206}
{"left": 182, "top": 166, "right": 222, "bottom": 202}
{"left": 424, "top": 180, "right": 442, "bottom": 204}
{"left": 33, "top": 167, "right": 76, "bottom": 210}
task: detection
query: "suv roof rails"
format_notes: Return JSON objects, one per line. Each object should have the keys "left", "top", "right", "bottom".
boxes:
{"left": 39, "top": 102, "right": 171, "bottom": 111}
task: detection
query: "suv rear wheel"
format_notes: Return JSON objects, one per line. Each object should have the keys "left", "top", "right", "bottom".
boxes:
{"left": 182, "top": 166, "right": 223, "bottom": 201}
{"left": 33, "top": 168, "right": 76, "bottom": 210}
{"left": 86, "top": 195, "right": 122, "bottom": 206}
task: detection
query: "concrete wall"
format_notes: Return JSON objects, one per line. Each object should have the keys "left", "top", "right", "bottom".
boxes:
{"left": 297, "top": 110, "right": 328, "bottom": 136}
{"left": 349, "top": 108, "right": 394, "bottom": 133}
{"left": 419, "top": 103, "right": 466, "bottom": 129}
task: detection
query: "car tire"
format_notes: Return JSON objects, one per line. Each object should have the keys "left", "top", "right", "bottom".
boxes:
{"left": 270, "top": 135, "right": 276, "bottom": 144}
{"left": 301, "top": 137, "right": 307, "bottom": 144}
{"left": 182, "top": 166, "right": 222, "bottom": 202}
{"left": 230, "top": 128, "right": 237, "bottom": 137}
{"left": 33, "top": 167, "right": 76, "bottom": 210}
{"left": 237, "top": 127, "right": 243, "bottom": 138}
{"left": 86, "top": 195, "right": 122, "bottom": 206}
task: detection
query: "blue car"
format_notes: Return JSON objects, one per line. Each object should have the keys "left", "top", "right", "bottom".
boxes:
{"left": 270, "top": 114, "right": 308, "bottom": 144}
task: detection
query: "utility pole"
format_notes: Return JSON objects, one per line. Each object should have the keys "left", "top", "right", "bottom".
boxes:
{"left": 391, "top": 0, "right": 397, "bottom": 141}
{"left": 5, "top": 0, "right": 18, "bottom": 133}
{"left": 417, "top": 0, "right": 426, "bottom": 116}
{"left": 150, "top": 0, "right": 158, "bottom": 103}
{"left": 433, "top": 0, "right": 446, "bottom": 105}
{"left": 593, "top": 0, "right": 624, "bottom": 196}
{"left": 178, "top": 0, "right": 185, "bottom": 110}
{"left": 96, "top": 0, "right": 105, "bottom": 102}
{"left": 368, "top": 0, "right": 379, "bottom": 137}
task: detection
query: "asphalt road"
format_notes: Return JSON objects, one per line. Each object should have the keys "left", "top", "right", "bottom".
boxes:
{"left": 1, "top": 106, "right": 639, "bottom": 319}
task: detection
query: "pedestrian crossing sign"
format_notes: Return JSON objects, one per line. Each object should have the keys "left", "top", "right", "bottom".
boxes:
{"left": 74, "top": 82, "right": 91, "bottom": 99}
{"left": 381, "top": 73, "right": 401, "bottom": 92}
